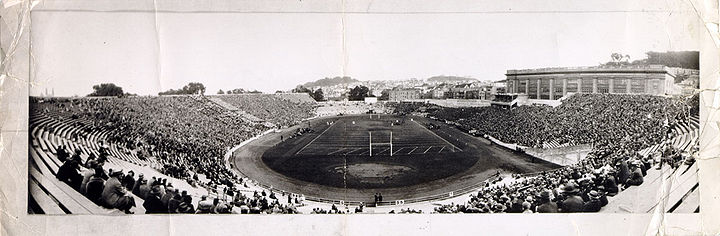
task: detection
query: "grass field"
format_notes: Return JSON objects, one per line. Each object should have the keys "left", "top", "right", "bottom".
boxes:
{"left": 296, "top": 115, "right": 461, "bottom": 156}
{"left": 262, "top": 114, "right": 478, "bottom": 189}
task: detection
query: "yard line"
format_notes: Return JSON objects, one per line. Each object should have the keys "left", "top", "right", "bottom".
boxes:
{"left": 423, "top": 146, "right": 433, "bottom": 153}
{"left": 327, "top": 148, "right": 347, "bottom": 155}
{"left": 377, "top": 148, "right": 390, "bottom": 154}
{"left": 296, "top": 121, "right": 338, "bottom": 155}
{"left": 391, "top": 147, "right": 405, "bottom": 155}
{"left": 358, "top": 149, "right": 370, "bottom": 155}
{"left": 408, "top": 146, "right": 419, "bottom": 154}
{"left": 438, "top": 146, "right": 445, "bottom": 153}
{"left": 343, "top": 148, "right": 362, "bottom": 155}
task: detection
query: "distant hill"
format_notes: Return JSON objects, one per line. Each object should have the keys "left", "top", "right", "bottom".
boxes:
{"left": 303, "top": 76, "right": 359, "bottom": 87}
{"left": 426, "top": 76, "right": 477, "bottom": 82}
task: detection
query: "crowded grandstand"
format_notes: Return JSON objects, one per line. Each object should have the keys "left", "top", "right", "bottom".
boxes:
{"left": 28, "top": 91, "right": 699, "bottom": 214}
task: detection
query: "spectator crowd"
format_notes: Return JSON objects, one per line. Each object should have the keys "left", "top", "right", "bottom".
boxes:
{"left": 36, "top": 92, "right": 699, "bottom": 214}
{"left": 217, "top": 94, "right": 316, "bottom": 127}
{"left": 397, "top": 93, "right": 698, "bottom": 213}
{"left": 34, "top": 95, "right": 317, "bottom": 198}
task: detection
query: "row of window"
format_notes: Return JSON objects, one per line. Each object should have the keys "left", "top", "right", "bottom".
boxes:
{"left": 512, "top": 80, "right": 659, "bottom": 94}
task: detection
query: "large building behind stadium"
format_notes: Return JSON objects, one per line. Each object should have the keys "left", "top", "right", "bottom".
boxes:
{"left": 505, "top": 65, "right": 698, "bottom": 100}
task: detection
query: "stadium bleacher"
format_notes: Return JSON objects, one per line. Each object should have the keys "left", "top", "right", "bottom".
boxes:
{"left": 213, "top": 94, "right": 316, "bottom": 127}
{"left": 27, "top": 93, "right": 700, "bottom": 214}
{"left": 29, "top": 94, "right": 317, "bottom": 214}
{"left": 394, "top": 94, "right": 700, "bottom": 213}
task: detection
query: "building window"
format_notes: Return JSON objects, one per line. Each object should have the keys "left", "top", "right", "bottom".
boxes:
{"left": 554, "top": 80, "right": 564, "bottom": 93}
{"left": 581, "top": 78, "right": 594, "bottom": 93}
{"left": 652, "top": 81, "right": 659, "bottom": 93}
{"left": 630, "top": 79, "right": 645, "bottom": 93}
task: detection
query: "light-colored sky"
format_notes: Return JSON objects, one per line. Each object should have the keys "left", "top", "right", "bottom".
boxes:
{"left": 30, "top": 6, "right": 701, "bottom": 96}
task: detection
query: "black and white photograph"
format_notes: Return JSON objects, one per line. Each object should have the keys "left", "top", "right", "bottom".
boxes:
{"left": 1, "top": 0, "right": 719, "bottom": 235}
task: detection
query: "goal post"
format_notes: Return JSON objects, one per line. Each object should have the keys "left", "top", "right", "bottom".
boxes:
{"left": 369, "top": 130, "right": 393, "bottom": 157}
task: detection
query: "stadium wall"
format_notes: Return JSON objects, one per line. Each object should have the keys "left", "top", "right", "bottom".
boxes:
{"left": 404, "top": 99, "right": 490, "bottom": 108}
{"left": 524, "top": 144, "right": 592, "bottom": 166}
{"left": 485, "top": 134, "right": 590, "bottom": 166}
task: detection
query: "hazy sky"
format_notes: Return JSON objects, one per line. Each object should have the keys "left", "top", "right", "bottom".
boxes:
{"left": 31, "top": 5, "right": 701, "bottom": 96}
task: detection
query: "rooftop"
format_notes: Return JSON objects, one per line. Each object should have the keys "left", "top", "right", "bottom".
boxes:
{"left": 506, "top": 65, "right": 668, "bottom": 75}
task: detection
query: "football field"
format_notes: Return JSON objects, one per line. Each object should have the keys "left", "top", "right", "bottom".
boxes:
{"left": 295, "top": 115, "right": 462, "bottom": 156}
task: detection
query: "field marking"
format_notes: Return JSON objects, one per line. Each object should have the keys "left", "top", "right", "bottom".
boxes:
{"left": 296, "top": 121, "right": 338, "bottom": 155}
{"left": 377, "top": 148, "right": 390, "bottom": 154}
{"left": 411, "top": 119, "right": 462, "bottom": 152}
{"left": 438, "top": 146, "right": 445, "bottom": 153}
{"left": 408, "top": 146, "right": 419, "bottom": 154}
{"left": 423, "top": 146, "right": 432, "bottom": 153}
{"left": 358, "top": 149, "right": 370, "bottom": 155}
{"left": 343, "top": 148, "right": 362, "bottom": 155}
{"left": 391, "top": 147, "right": 405, "bottom": 155}
{"left": 327, "top": 148, "right": 347, "bottom": 155}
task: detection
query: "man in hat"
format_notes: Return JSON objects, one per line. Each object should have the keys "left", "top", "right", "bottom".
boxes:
{"left": 161, "top": 186, "right": 177, "bottom": 209}
{"left": 80, "top": 160, "right": 98, "bottom": 194}
{"left": 132, "top": 174, "right": 144, "bottom": 196}
{"left": 167, "top": 193, "right": 182, "bottom": 213}
{"left": 101, "top": 170, "right": 136, "bottom": 214}
{"left": 57, "top": 145, "right": 69, "bottom": 163}
{"left": 559, "top": 183, "right": 585, "bottom": 213}
{"left": 214, "top": 200, "right": 232, "bottom": 214}
{"left": 143, "top": 185, "right": 165, "bottom": 214}
{"left": 177, "top": 195, "right": 195, "bottom": 213}
{"left": 616, "top": 158, "right": 630, "bottom": 184}
{"left": 196, "top": 195, "right": 213, "bottom": 214}
{"left": 122, "top": 170, "right": 136, "bottom": 190}
{"left": 583, "top": 190, "right": 603, "bottom": 212}
{"left": 624, "top": 163, "right": 644, "bottom": 187}
{"left": 138, "top": 179, "right": 152, "bottom": 200}
{"left": 601, "top": 171, "right": 619, "bottom": 196}
{"left": 85, "top": 167, "right": 106, "bottom": 205}
{"left": 535, "top": 190, "right": 558, "bottom": 213}
{"left": 56, "top": 158, "right": 83, "bottom": 190}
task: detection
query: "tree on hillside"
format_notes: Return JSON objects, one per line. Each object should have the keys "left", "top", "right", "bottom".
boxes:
{"left": 183, "top": 82, "right": 206, "bottom": 95}
{"left": 311, "top": 88, "right": 325, "bottom": 101}
{"left": 217, "top": 89, "right": 225, "bottom": 94}
{"left": 225, "top": 88, "right": 263, "bottom": 94}
{"left": 88, "top": 83, "right": 124, "bottom": 97}
{"left": 159, "top": 82, "right": 206, "bottom": 95}
{"left": 291, "top": 85, "right": 312, "bottom": 94}
{"left": 348, "top": 85, "right": 370, "bottom": 101}
{"left": 227, "top": 88, "right": 243, "bottom": 94}
{"left": 378, "top": 89, "right": 390, "bottom": 101}
{"left": 291, "top": 85, "right": 323, "bottom": 101}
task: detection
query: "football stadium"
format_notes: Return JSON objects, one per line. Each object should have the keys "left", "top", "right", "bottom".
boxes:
{"left": 28, "top": 87, "right": 700, "bottom": 214}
